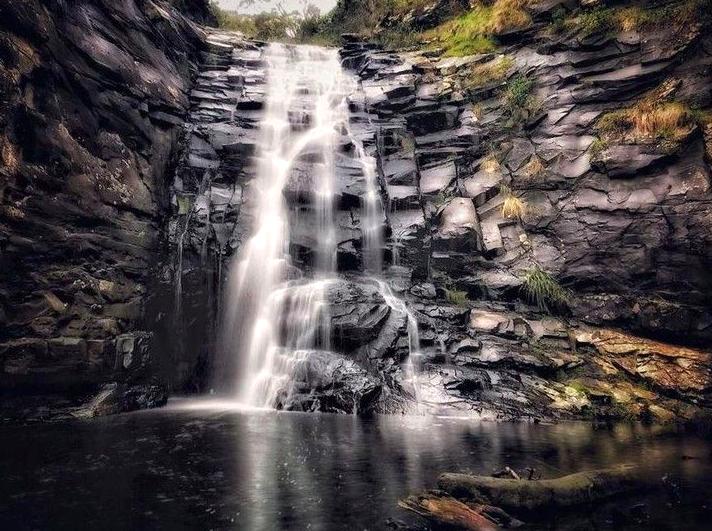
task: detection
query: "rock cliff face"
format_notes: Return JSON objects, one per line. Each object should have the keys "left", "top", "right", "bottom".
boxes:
{"left": 0, "top": 0, "right": 208, "bottom": 420}
{"left": 2, "top": 0, "right": 711, "bottom": 424}
{"left": 174, "top": 2, "right": 711, "bottom": 422}
{"left": 330, "top": 0, "right": 712, "bottom": 421}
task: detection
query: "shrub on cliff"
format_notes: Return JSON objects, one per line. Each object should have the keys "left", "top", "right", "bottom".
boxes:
{"left": 568, "top": 0, "right": 711, "bottom": 37}
{"left": 445, "top": 288, "right": 469, "bottom": 306}
{"left": 209, "top": 2, "right": 300, "bottom": 40}
{"left": 520, "top": 266, "right": 570, "bottom": 313}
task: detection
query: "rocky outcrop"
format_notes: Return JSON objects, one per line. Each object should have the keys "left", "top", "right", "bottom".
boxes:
{"left": 164, "top": 12, "right": 711, "bottom": 421}
{"left": 0, "top": 0, "right": 208, "bottom": 421}
{"left": 331, "top": 0, "right": 712, "bottom": 421}
{"left": 2, "top": 0, "right": 710, "bottom": 424}
{"left": 341, "top": 7, "right": 712, "bottom": 345}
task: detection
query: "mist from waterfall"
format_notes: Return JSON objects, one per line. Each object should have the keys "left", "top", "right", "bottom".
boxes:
{"left": 219, "top": 43, "right": 421, "bottom": 410}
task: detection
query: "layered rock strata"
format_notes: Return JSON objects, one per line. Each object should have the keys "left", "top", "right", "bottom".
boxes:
{"left": 2, "top": 0, "right": 711, "bottom": 423}
{"left": 0, "top": 0, "right": 208, "bottom": 420}
{"left": 174, "top": 18, "right": 711, "bottom": 421}
{"left": 330, "top": 0, "right": 712, "bottom": 420}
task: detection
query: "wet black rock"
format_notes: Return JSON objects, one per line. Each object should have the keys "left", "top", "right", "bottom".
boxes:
{"left": 0, "top": 0, "right": 206, "bottom": 417}
{"left": 278, "top": 350, "right": 382, "bottom": 414}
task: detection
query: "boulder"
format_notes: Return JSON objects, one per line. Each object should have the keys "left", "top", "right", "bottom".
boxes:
{"left": 434, "top": 198, "right": 481, "bottom": 251}
{"left": 279, "top": 350, "right": 382, "bottom": 414}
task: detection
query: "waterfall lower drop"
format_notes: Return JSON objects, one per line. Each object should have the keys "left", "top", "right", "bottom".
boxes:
{"left": 220, "top": 43, "right": 421, "bottom": 410}
{"left": 355, "top": 131, "right": 422, "bottom": 408}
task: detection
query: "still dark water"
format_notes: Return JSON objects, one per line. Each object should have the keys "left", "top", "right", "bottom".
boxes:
{"left": 1, "top": 399, "right": 711, "bottom": 530}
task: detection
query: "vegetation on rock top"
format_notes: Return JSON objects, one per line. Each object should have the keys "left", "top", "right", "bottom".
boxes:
{"left": 520, "top": 266, "right": 570, "bottom": 313}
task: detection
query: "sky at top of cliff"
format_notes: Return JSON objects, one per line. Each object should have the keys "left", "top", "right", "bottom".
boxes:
{"left": 215, "top": 0, "right": 338, "bottom": 15}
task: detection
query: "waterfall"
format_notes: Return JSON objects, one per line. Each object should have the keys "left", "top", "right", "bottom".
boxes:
{"left": 220, "top": 44, "right": 351, "bottom": 407}
{"left": 349, "top": 119, "right": 422, "bottom": 407}
{"left": 219, "top": 43, "right": 421, "bottom": 410}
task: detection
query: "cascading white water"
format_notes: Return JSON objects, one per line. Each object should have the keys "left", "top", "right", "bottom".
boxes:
{"left": 221, "top": 44, "right": 356, "bottom": 407}
{"left": 220, "top": 43, "right": 422, "bottom": 410}
{"left": 349, "top": 121, "right": 422, "bottom": 406}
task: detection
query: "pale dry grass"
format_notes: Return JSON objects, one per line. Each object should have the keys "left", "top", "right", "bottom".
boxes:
{"left": 488, "top": 0, "right": 532, "bottom": 34}
{"left": 465, "top": 55, "right": 514, "bottom": 88}
{"left": 500, "top": 184, "right": 527, "bottom": 219}
{"left": 630, "top": 102, "right": 691, "bottom": 138}
{"left": 480, "top": 155, "right": 501, "bottom": 173}
{"left": 522, "top": 155, "right": 544, "bottom": 177}
{"left": 0, "top": 136, "right": 19, "bottom": 173}
{"left": 615, "top": 7, "right": 646, "bottom": 32}
{"left": 598, "top": 101, "right": 693, "bottom": 140}
{"left": 470, "top": 103, "right": 483, "bottom": 120}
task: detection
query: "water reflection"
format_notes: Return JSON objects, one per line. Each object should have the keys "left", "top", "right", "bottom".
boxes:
{"left": 0, "top": 401, "right": 710, "bottom": 530}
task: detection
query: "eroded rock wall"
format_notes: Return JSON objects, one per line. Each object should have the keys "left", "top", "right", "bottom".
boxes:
{"left": 0, "top": 0, "right": 208, "bottom": 420}
{"left": 176, "top": 21, "right": 712, "bottom": 422}
{"left": 332, "top": 0, "right": 712, "bottom": 421}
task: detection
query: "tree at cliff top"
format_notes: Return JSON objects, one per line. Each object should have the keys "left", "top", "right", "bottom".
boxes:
{"left": 209, "top": 0, "right": 327, "bottom": 41}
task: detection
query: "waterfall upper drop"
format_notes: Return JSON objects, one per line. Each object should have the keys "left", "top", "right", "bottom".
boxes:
{"left": 217, "top": 43, "right": 421, "bottom": 412}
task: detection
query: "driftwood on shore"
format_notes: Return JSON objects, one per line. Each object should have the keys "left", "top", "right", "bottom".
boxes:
{"left": 438, "top": 464, "right": 643, "bottom": 512}
{"left": 398, "top": 493, "right": 499, "bottom": 531}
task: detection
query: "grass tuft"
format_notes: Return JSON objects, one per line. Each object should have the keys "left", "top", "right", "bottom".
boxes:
{"left": 464, "top": 55, "right": 514, "bottom": 89}
{"left": 489, "top": 0, "right": 532, "bottom": 34}
{"left": 480, "top": 154, "right": 501, "bottom": 173}
{"left": 597, "top": 101, "right": 694, "bottom": 141}
{"left": 520, "top": 266, "right": 570, "bottom": 312}
{"left": 588, "top": 137, "right": 608, "bottom": 157}
{"left": 445, "top": 288, "right": 469, "bottom": 306}
{"left": 500, "top": 184, "right": 527, "bottom": 219}
{"left": 504, "top": 74, "right": 534, "bottom": 111}
{"left": 522, "top": 155, "right": 544, "bottom": 177}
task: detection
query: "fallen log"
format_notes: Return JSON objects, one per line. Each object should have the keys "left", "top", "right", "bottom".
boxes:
{"left": 438, "top": 464, "right": 644, "bottom": 512}
{"left": 492, "top": 466, "right": 520, "bottom": 480}
{"left": 398, "top": 492, "right": 499, "bottom": 530}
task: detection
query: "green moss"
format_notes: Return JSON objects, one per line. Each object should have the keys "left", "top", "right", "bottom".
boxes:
{"left": 566, "top": 381, "right": 588, "bottom": 395}
{"left": 425, "top": 7, "right": 497, "bottom": 57}
{"left": 690, "top": 106, "right": 712, "bottom": 125}
{"left": 445, "top": 289, "right": 469, "bottom": 306}
{"left": 177, "top": 195, "right": 194, "bottom": 215}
